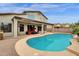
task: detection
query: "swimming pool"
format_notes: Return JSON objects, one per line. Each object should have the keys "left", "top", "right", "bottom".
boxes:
{"left": 26, "top": 33, "right": 73, "bottom": 52}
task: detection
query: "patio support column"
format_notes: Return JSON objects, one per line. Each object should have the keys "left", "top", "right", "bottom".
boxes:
{"left": 44, "top": 24, "right": 47, "bottom": 33}
{"left": 13, "top": 19, "right": 18, "bottom": 37}
{"left": 44, "top": 25, "right": 46, "bottom": 33}
{"left": 35, "top": 25, "right": 38, "bottom": 31}
{"left": 52, "top": 25, "right": 54, "bottom": 32}
{"left": 41, "top": 24, "right": 44, "bottom": 34}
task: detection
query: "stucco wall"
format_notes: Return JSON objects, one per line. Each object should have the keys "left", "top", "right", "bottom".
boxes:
{"left": 0, "top": 14, "right": 26, "bottom": 36}
{"left": 0, "top": 15, "right": 13, "bottom": 36}
{"left": 47, "top": 25, "right": 53, "bottom": 32}
{"left": 25, "top": 13, "right": 47, "bottom": 22}
{"left": 0, "top": 13, "right": 47, "bottom": 36}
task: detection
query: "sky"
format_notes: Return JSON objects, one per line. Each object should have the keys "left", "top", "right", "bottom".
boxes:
{"left": 0, "top": 3, "right": 79, "bottom": 24}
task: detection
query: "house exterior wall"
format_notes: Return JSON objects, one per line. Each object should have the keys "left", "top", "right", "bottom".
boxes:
{"left": 0, "top": 14, "right": 26, "bottom": 36}
{"left": 47, "top": 25, "right": 53, "bottom": 32}
{"left": 0, "top": 12, "right": 47, "bottom": 36}
{"left": 0, "top": 15, "right": 13, "bottom": 36}
{"left": 38, "top": 13, "right": 47, "bottom": 22}
{"left": 25, "top": 13, "right": 47, "bottom": 22}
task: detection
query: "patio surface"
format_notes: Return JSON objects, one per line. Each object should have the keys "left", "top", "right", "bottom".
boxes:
{"left": 0, "top": 37, "right": 18, "bottom": 56}
{"left": 0, "top": 35, "right": 26, "bottom": 56}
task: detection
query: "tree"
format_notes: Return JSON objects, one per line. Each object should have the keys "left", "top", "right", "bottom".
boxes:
{"left": 71, "top": 22, "right": 79, "bottom": 34}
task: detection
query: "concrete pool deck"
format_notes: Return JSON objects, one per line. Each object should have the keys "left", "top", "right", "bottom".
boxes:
{"left": 0, "top": 37, "right": 18, "bottom": 56}
{"left": 0, "top": 35, "right": 30, "bottom": 56}
{"left": 68, "top": 39, "right": 79, "bottom": 56}
{"left": 15, "top": 32, "right": 78, "bottom": 56}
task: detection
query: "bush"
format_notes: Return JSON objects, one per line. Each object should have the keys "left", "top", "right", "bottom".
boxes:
{"left": 72, "top": 26, "right": 79, "bottom": 34}
{"left": 72, "top": 29, "right": 79, "bottom": 34}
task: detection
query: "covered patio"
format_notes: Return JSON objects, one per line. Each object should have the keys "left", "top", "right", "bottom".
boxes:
{"left": 12, "top": 16, "right": 53, "bottom": 37}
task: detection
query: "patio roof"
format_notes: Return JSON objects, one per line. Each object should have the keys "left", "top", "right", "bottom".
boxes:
{"left": 12, "top": 16, "right": 53, "bottom": 25}
{"left": 0, "top": 13, "right": 26, "bottom": 15}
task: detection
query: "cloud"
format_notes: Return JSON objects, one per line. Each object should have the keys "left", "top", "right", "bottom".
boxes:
{"left": 0, "top": 3, "right": 79, "bottom": 13}
{"left": 47, "top": 15, "right": 79, "bottom": 24}
{"left": 25, "top": 3, "right": 72, "bottom": 13}
{"left": 0, "top": 3, "right": 29, "bottom": 13}
{"left": 0, "top": 3, "right": 14, "bottom": 7}
{"left": 0, "top": 3, "right": 49, "bottom": 13}
{"left": 23, "top": 4, "right": 49, "bottom": 13}
{"left": 23, "top": 3, "right": 65, "bottom": 13}
{"left": 29, "top": 4, "right": 60, "bottom": 9}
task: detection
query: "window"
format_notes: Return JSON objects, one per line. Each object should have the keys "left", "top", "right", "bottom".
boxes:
{"left": 38, "top": 26, "right": 42, "bottom": 31}
{"left": 0, "top": 23, "right": 12, "bottom": 32}
{"left": 28, "top": 15, "right": 35, "bottom": 20}
{"left": 20, "top": 24, "right": 24, "bottom": 32}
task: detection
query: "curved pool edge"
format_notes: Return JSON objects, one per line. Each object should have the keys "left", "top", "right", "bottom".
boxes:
{"left": 15, "top": 33, "right": 53, "bottom": 56}
{"left": 15, "top": 33, "right": 76, "bottom": 56}
{"left": 26, "top": 34, "right": 73, "bottom": 51}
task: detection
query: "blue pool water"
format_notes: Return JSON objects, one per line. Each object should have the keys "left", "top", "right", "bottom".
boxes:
{"left": 26, "top": 34, "right": 73, "bottom": 52}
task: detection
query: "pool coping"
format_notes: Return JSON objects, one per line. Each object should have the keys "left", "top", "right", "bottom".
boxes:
{"left": 15, "top": 33, "right": 77, "bottom": 56}
{"left": 67, "top": 39, "right": 79, "bottom": 56}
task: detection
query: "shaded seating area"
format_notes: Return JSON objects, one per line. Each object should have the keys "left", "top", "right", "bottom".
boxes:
{"left": 26, "top": 26, "right": 38, "bottom": 35}
{"left": 26, "top": 30, "right": 38, "bottom": 35}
